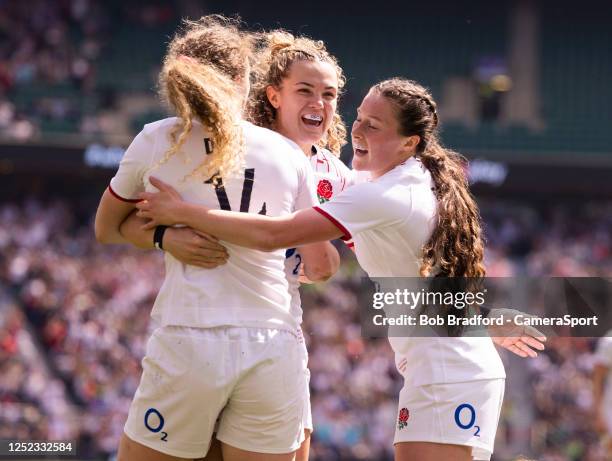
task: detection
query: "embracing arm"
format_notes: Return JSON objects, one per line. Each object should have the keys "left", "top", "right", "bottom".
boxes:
{"left": 177, "top": 204, "right": 342, "bottom": 251}
{"left": 119, "top": 209, "right": 229, "bottom": 268}
{"left": 298, "top": 242, "right": 340, "bottom": 282}
{"left": 119, "top": 210, "right": 155, "bottom": 248}
{"left": 94, "top": 188, "right": 136, "bottom": 244}
{"left": 135, "top": 178, "right": 345, "bottom": 252}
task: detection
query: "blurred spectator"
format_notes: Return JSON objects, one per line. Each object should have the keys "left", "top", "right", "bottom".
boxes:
{"left": 0, "top": 197, "right": 610, "bottom": 459}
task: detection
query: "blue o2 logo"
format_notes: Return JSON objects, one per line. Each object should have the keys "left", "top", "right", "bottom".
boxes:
{"left": 454, "top": 403, "right": 480, "bottom": 437}
{"left": 144, "top": 408, "right": 168, "bottom": 441}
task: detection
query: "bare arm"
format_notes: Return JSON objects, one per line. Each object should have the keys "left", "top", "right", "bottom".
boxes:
{"left": 135, "top": 177, "right": 344, "bottom": 251}
{"left": 152, "top": 202, "right": 341, "bottom": 251}
{"left": 94, "top": 188, "right": 137, "bottom": 244}
{"left": 299, "top": 242, "right": 340, "bottom": 282}
{"left": 119, "top": 210, "right": 155, "bottom": 249}
{"left": 120, "top": 210, "right": 229, "bottom": 268}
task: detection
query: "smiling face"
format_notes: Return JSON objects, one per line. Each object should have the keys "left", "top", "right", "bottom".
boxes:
{"left": 266, "top": 59, "right": 339, "bottom": 155}
{"left": 351, "top": 89, "right": 419, "bottom": 178}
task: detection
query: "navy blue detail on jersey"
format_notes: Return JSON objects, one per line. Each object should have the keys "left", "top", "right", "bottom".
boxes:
{"left": 204, "top": 138, "right": 213, "bottom": 155}
{"left": 286, "top": 248, "right": 296, "bottom": 258}
{"left": 205, "top": 175, "right": 231, "bottom": 211}
{"left": 206, "top": 169, "right": 259, "bottom": 213}
{"left": 293, "top": 254, "right": 302, "bottom": 275}
{"left": 240, "top": 168, "right": 255, "bottom": 212}
{"left": 144, "top": 408, "right": 165, "bottom": 433}
{"left": 454, "top": 403, "right": 476, "bottom": 430}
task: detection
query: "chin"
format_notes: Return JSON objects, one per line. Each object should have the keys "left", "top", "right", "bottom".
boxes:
{"left": 351, "top": 158, "right": 367, "bottom": 171}
{"left": 300, "top": 132, "right": 322, "bottom": 146}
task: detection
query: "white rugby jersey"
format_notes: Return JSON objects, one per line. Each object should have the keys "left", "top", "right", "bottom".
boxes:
{"left": 594, "top": 330, "right": 612, "bottom": 418}
{"left": 316, "top": 157, "right": 506, "bottom": 386}
{"left": 284, "top": 145, "right": 355, "bottom": 324}
{"left": 110, "top": 118, "right": 317, "bottom": 331}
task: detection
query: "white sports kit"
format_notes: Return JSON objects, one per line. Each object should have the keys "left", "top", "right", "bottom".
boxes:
{"left": 316, "top": 157, "right": 506, "bottom": 460}
{"left": 110, "top": 118, "right": 317, "bottom": 456}
{"left": 284, "top": 145, "right": 355, "bottom": 433}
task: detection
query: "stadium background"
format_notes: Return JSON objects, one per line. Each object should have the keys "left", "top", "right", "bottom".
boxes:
{"left": 0, "top": 0, "right": 611, "bottom": 460}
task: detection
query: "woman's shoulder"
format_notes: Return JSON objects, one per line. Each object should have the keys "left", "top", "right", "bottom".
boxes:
{"left": 242, "top": 121, "right": 305, "bottom": 158}
{"left": 140, "top": 116, "right": 179, "bottom": 135}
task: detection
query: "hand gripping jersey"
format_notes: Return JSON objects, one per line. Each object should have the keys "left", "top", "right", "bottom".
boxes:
{"left": 315, "top": 157, "right": 506, "bottom": 386}
{"left": 283, "top": 145, "right": 355, "bottom": 324}
{"left": 110, "top": 118, "right": 318, "bottom": 331}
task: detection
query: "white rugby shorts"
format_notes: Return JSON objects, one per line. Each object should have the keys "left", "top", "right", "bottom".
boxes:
{"left": 124, "top": 325, "right": 309, "bottom": 458}
{"left": 394, "top": 378, "right": 505, "bottom": 460}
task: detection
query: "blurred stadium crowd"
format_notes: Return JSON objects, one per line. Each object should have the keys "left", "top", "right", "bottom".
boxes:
{"left": 0, "top": 198, "right": 610, "bottom": 460}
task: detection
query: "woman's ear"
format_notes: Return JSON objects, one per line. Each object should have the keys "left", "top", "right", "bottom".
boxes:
{"left": 404, "top": 135, "right": 420, "bottom": 152}
{"left": 266, "top": 85, "right": 281, "bottom": 109}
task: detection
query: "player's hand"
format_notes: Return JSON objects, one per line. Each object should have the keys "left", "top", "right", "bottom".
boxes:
{"left": 487, "top": 308, "right": 547, "bottom": 358}
{"left": 136, "top": 177, "right": 184, "bottom": 228}
{"left": 298, "top": 264, "right": 315, "bottom": 284}
{"left": 164, "top": 227, "right": 229, "bottom": 269}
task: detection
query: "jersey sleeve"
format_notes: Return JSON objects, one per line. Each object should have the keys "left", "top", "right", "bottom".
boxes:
{"left": 594, "top": 334, "right": 612, "bottom": 368}
{"left": 315, "top": 181, "right": 408, "bottom": 240}
{"left": 109, "top": 127, "right": 156, "bottom": 202}
{"left": 293, "top": 151, "right": 319, "bottom": 211}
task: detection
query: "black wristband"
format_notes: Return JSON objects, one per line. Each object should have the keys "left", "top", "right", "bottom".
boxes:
{"left": 480, "top": 307, "right": 492, "bottom": 318}
{"left": 153, "top": 225, "right": 168, "bottom": 250}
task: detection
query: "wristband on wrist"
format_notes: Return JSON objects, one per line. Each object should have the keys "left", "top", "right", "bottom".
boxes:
{"left": 153, "top": 225, "right": 168, "bottom": 250}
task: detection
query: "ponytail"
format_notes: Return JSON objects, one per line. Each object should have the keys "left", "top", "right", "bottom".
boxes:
{"left": 373, "top": 78, "right": 486, "bottom": 278}
{"left": 418, "top": 138, "right": 485, "bottom": 277}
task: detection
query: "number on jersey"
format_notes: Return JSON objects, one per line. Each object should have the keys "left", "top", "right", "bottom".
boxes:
{"left": 205, "top": 168, "right": 266, "bottom": 215}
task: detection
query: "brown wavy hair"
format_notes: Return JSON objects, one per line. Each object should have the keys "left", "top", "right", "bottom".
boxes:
{"left": 372, "top": 78, "right": 486, "bottom": 277}
{"left": 157, "top": 15, "right": 253, "bottom": 180}
{"left": 248, "top": 30, "right": 347, "bottom": 155}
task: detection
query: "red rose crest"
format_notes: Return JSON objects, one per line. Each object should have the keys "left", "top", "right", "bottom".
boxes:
{"left": 317, "top": 179, "right": 333, "bottom": 203}
{"left": 397, "top": 408, "right": 410, "bottom": 429}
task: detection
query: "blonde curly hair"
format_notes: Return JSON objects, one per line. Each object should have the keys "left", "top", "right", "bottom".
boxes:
{"left": 248, "top": 30, "right": 347, "bottom": 155}
{"left": 157, "top": 15, "right": 253, "bottom": 181}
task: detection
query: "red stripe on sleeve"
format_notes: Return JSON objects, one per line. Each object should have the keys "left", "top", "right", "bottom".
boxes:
{"left": 108, "top": 185, "right": 141, "bottom": 203}
{"left": 313, "top": 206, "right": 352, "bottom": 241}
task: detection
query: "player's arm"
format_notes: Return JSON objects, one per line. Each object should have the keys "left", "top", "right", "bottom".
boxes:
{"left": 119, "top": 210, "right": 229, "bottom": 268}
{"left": 298, "top": 242, "right": 340, "bottom": 282}
{"left": 95, "top": 126, "right": 154, "bottom": 245}
{"left": 94, "top": 188, "right": 137, "bottom": 244}
{"left": 135, "top": 178, "right": 344, "bottom": 251}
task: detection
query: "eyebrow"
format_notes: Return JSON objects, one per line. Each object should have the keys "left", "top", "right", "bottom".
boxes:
{"left": 356, "top": 108, "right": 382, "bottom": 122}
{"left": 295, "top": 82, "right": 337, "bottom": 91}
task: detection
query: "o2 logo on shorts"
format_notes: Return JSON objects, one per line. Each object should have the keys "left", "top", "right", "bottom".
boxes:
{"left": 454, "top": 403, "right": 480, "bottom": 437}
{"left": 144, "top": 408, "right": 168, "bottom": 442}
